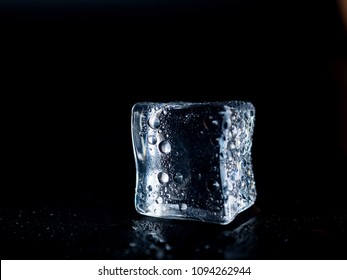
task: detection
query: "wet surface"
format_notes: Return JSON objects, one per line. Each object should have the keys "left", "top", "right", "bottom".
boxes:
{"left": 1, "top": 204, "right": 346, "bottom": 259}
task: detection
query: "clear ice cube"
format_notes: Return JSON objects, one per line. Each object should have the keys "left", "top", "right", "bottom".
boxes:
{"left": 131, "top": 101, "right": 256, "bottom": 225}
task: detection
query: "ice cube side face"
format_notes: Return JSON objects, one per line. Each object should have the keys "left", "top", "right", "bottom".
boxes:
{"left": 131, "top": 101, "right": 256, "bottom": 225}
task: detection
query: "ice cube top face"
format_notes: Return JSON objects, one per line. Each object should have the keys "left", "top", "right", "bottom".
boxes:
{"left": 131, "top": 101, "right": 256, "bottom": 225}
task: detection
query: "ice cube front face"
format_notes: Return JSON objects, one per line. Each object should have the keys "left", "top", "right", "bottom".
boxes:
{"left": 131, "top": 101, "right": 256, "bottom": 225}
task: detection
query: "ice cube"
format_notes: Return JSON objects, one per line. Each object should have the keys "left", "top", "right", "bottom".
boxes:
{"left": 131, "top": 101, "right": 256, "bottom": 225}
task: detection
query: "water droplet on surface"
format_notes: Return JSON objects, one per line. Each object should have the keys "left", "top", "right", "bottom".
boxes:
{"left": 156, "top": 197, "right": 163, "bottom": 204}
{"left": 179, "top": 203, "right": 188, "bottom": 211}
{"left": 147, "top": 185, "right": 152, "bottom": 192}
{"left": 158, "top": 172, "right": 169, "bottom": 184}
{"left": 159, "top": 140, "right": 171, "bottom": 154}
{"left": 173, "top": 173, "right": 183, "bottom": 184}
{"left": 148, "top": 115, "right": 160, "bottom": 129}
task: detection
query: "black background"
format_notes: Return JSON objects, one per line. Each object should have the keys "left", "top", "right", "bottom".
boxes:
{"left": 1, "top": 0, "right": 346, "bottom": 259}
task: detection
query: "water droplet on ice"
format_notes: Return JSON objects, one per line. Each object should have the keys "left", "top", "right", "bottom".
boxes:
{"left": 173, "top": 173, "right": 184, "bottom": 184}
{"left": 148, "top": 115, "right": 160, "bottom": 129}
{"left": 148, "top": 134, "right": 157, "bottom": 145}
{"left": 159, "top": 140, "right": 171, "bottom": 154}
{"left": 207, "top": 180, "right": 220, "bottom": 192}
{"left": 179, "top": 203, "right": 188, "bottom": 211}
{"left": 158, "top": 172, "right": 169, "bottom": 184}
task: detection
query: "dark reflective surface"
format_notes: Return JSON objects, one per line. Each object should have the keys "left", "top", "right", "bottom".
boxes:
{"left": 1, "top": 203, "right": 346, "bottom": 259}
{"left": 126, "top": 209, "right": 258, "bottom": 259}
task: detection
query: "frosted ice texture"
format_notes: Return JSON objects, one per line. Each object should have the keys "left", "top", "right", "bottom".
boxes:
{"left": 131, "top": 101, "right": 256, "bottom": 225}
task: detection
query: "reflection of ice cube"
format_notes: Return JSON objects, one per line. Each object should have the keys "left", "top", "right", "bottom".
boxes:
{"left": 131, "top": 101, "right": 256, "bottom": 225}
